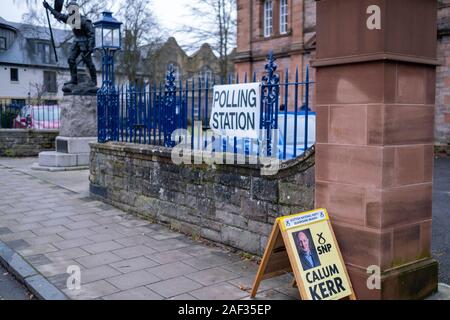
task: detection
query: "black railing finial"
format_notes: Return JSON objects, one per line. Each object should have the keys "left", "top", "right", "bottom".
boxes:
{"left": 262, "top": 51, "right": 280, "bottom": 105}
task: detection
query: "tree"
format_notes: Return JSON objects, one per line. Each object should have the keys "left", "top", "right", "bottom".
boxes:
{"left": 180, "top": 0, "right": 236, "bottom": 80}
{"left": 17, "top": 0, "right": 111, "bottom": 42}
{"left": 29, "top": 70, "right": 65, "bottom": 105}
{"left": 17, "top": 0, "right": 165, "bottom": 84}
{"left": 19, "top": 0, "right": 111, "bottom": 19}
{"left": 117, "top": 0, "right": 165, "bottom": 83}
{"left": 30, "top": 82, "right": 47, "bottom": 105}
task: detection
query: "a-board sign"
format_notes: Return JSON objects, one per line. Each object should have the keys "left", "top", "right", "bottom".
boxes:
{"left": 251, "top": 209, "right": 356, "bottom": 300}
{"left": 210, "top": 83, "right": 261, "bottom": 139}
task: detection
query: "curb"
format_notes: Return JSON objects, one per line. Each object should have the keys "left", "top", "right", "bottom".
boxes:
{"left": 0, "top": 240, "right": 68, "bottom": 300}
{"left": 428, "top": 283, "right": 450, "bottom": 300}
{"left": 31, "top": 163, "right": 90, "bottom": 172}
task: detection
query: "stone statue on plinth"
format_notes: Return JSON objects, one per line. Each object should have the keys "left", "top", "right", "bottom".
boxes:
{"left": 33, "top": 1, "right": 99, "bottom": 171}
{"left": 43, "top": 0, "right": 97, "bottom": 95}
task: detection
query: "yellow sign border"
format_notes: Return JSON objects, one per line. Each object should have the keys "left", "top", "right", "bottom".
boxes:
{"left": 251, "top": 208, "right": 357, "bottom": 301}
{"left": 277, "top": 208, "right": 330, "bottom": 232}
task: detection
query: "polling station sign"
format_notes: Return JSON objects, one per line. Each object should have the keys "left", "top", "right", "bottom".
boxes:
{"left": 210, "top": 83, "right": 261, "bottom": 139}
{"left": 251, "top": 209, "right": 356, "bottom": 301}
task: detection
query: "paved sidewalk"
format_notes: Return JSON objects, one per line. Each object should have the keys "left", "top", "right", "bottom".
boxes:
{"left": 0, "top": 163, "right": 297, "bottom": 300}
{"left": 0, "top": 263, "right": 33, "bottom": 300}
{"left": 432, "top": 157, "right": 450, "bottom": 284}
{"left": 0, "top": 158, "right": 448, "bottom": 300}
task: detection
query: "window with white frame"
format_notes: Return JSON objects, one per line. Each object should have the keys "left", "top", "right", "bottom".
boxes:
{"left": 264, "top": 0, "right": 273, "bottom": 37}
{"left": 43, "top": 71, "right": 57, "bottom": 93}
{"left": 38, "top": 42, "right": 53, "bottom": 64}
{"left": 199, "top": 67, "right": 213, "bottom": 84}
{"left": 10, "top": 68, "right": 19, "bottom": 82}
{"left": 280, "top": 0, "right": 288, "bottom": 34}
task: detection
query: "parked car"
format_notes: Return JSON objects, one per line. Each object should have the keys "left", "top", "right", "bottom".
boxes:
{"left": 13, "top": 105, "right": 60, "bottom": 130}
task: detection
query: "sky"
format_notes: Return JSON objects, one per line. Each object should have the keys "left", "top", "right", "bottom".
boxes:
{"left": 1, "top": 0, "right": 193, "bottom": 44}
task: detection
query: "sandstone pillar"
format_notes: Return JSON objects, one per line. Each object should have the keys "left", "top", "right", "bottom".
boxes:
{"left": 313, "top": 0, "right": 439, "bottom": 299}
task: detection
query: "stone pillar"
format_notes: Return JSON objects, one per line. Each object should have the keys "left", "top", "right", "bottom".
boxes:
{"left": 313, "top": 0, "right": 439, "bottom": 299}
{"left": 33, "top": 95, "right": 97, "bottom": 171}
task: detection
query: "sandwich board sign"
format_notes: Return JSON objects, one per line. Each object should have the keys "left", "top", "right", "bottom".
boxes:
{"left": 210, "top": 83, "right": 261, "bottom": 139}
{"left": 251, "top": 208, "right": 356, "bottom": 300}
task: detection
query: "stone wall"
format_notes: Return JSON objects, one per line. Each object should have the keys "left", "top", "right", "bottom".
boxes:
{"left": 89, "top": 142, "right": 315, "bottom": 255}
{"left": 0, "top": 129, "right": 58, "bottom": 157}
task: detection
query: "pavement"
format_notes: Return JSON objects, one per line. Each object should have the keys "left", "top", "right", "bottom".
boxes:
{"left": 0, "top": 156, "right": 448, "bottom": 300}
{"left": 0, "top": 158, "right": 297, "bottom": 300}
{"left": 0, "top": 263, "right": 33, "bottom": 300}
{"left": 432, "top": 157, "right": 450, "bottom": 284}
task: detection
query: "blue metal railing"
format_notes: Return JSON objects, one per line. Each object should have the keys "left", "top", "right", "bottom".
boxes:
{"left": 97, "top": 53, "right": 315, "bottom": 160}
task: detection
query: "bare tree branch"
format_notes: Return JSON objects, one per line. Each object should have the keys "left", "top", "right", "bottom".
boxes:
{"left": 117, "top": 0, "right": 166, "bottom": 83}
{"left": 19, "top": 0, "right": 112, "bottom": 46}
{"left": 177, "top": 0, "right": 236, "bottom": 80}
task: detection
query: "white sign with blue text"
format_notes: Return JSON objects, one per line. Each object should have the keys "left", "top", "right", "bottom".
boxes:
{"left": 210, "top": 83, "right": 261, "bottom": 139}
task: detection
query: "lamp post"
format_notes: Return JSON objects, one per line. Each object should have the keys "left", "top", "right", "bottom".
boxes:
{"left": 94, "top": 11, "right": 122, "bottom": 142}
{"left": 94, "top": 11, "right": 122, "bottom": 88}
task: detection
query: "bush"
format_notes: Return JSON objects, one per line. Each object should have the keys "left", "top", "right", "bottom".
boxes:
{"left": 0, "top": 108, "right": 21, "bottom": 129}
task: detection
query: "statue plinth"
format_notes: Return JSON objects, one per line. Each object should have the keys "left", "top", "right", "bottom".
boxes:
{"left": 33, "top": 94, "right": 98, "bottom": 171}
{"left": 59, "top": 95, "right": 97, "bottom": 137}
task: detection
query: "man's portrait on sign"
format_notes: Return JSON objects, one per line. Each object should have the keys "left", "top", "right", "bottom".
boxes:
{"left": 293, "top": 229, "right": 321, "bottom": 271}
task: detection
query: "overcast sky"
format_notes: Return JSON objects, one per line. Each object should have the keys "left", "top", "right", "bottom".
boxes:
{"left": 1, "top": 0, "right": 193, "bottom": 45}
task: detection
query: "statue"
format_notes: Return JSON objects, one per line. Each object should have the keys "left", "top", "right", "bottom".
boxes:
{"left": 43, "top": 0, "right": 97, "bottom": 95}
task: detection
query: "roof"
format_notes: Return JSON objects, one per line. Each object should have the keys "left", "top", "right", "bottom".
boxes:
{"left": 0, "top": 16, "right": 100, "bottom": 69}
{"left": 191, "top": 43, "right": 216, "bottom": 59}
{"left": 0, "top": 16, "right": 18, "bottom": 32}
{"left": 7, "top": 19, "right": 70, "bottom": 43}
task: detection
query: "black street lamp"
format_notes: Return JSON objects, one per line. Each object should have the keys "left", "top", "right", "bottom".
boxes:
{"left": 94, "top": 11, "right": 122, "bottom": 88}
{"left": 94, "top": 11, "right": 122, "bottom": 142}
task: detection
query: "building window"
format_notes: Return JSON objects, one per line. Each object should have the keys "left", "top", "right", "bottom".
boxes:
{"left": 10, "top": 68, "right": 19, "bottom": 82}
{"left": 0, "top": 37, "right": 6, "bottom": 50}
{"left": 43, "top": 71, "right": 57, "bottom": 93}
{"left": 38, "top": 43, "right": 53, "bottom": 64}
{"left": 11, "top": 99, "right": 26, "bottom": 106}
{"left": 44, "top": 100, "right": 58, "bottom": 106}
{"left": 280, "top": 0, "right": 288, "bottom": 34}
{"left": 264, "top": 0, "right": 273, "bottom": 37}
{"left": 199, "top": 68, "right": 213, "bottom": 84}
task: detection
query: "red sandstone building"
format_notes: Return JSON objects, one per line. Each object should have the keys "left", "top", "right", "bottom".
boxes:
{"left": 234, "top": 0, "right": 450, "bottom": 147}
{"left": 234, "top": 0, "right": 316, "bottom": 81}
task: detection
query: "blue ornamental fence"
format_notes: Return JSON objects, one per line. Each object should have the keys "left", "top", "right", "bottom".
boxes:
{"left": 97, "top": 53, "right": 315, "bottom": 160}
